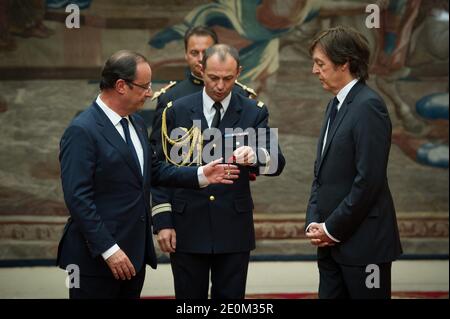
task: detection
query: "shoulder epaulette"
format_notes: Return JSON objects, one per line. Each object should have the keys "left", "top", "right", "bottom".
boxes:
{"left": 151, "top": 81, "right": 177, "bottom": 101}
{"left": 257, "top": 101, "right": 264, "bottom": 108}
{"left": 235, "top": 80, "right": 257, "bottom": 98}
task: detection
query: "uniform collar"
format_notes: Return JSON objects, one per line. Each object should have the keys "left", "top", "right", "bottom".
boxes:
{"left": 189, "top": 72, "right": 204, "bottom": 85}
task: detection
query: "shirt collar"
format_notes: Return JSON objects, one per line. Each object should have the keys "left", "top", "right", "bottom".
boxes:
{"left": 96, "top": 94, "right": 128, "bottom": 126}
{"left": 336, "top": 78, "right": 359, "bottom": 109}
{"left": 202, "top": 88, "right": 232, "bottom": 113}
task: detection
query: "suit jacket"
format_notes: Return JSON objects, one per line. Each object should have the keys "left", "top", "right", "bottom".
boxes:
{"left": 306, "top": 81, "right": 402, "bottom": 266}
{"left": 151, "top": 91, "right": 285, "bottom": 254}
{"left": 57, "top": 102, "right": 199, "bottom": 277}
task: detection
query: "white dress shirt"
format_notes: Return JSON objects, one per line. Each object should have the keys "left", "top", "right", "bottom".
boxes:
{"left": 321, "top": 78, "right": 359, "bottom": 155}
{"left": 202, "top": 88, "right": 231, "bottom": 128}
{"left": 96, "top": 95, "right": 144, "bottom": 175}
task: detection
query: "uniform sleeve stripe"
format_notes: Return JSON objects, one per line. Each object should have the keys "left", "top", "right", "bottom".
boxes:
{"left": 152, "top": 203, "right": 172, "bottom": 216}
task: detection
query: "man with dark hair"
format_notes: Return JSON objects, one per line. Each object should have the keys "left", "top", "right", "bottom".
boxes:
{"left": 57, "top": 50, "right": 239, "bottom": 299}
{"left": 183, "top": 25, "right": 218, "bottom": 75}
{"left": 305, "top": 26, "right": 402, "bottom": 299}
{"left": 151, "top": 44, "right": 285, "bottom": 299}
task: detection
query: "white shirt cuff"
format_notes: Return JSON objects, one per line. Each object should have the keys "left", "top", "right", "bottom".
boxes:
{"left": 197, "top": 166, "right": 209, "bottom": 188}
{"left": 250, "top": 148, "right": 259, "bottom": 166}
{"left": 258, "top": 147, "right": 271, "bottom": 173}
{"left": 323, "top": 223, "right": 340, "bottom": 242}
{"left": 102, "top": 244, "right": 120, "bottom": 260}
{"left": 305, "top": 222, "right": 315, "bottom": 234}
{"left": 260, "top": 147, "right": 270, "bottom": 162}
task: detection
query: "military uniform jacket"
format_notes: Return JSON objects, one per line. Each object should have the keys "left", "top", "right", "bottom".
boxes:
{"left": 151, "top": 91, "right": 285, "bottom": 254}
{"left": 150, "top": 72, "right": 255, "bottom": 150}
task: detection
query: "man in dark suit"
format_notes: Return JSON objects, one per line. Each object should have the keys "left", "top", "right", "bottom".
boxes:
{"left": 151, "top": 44, "right": 285, "bottom": 299}
{"left": 57, "top": 50, "right": 239, "bottom": 299}
{"left": 305, "top": 26, "right": 402, "bottom": 299}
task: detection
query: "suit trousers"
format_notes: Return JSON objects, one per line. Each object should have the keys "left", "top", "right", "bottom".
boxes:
{"left": 170, "top": 251, "right": 250, "bottom": 299}
{"left": 318, "top": 253, "right": 392, "bottom": 299}
{"left": 69, "top": 266, "right": 146, "bottom": 299}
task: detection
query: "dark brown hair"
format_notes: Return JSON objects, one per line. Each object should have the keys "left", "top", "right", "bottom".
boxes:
{"left": 184, "top": 25, "right": 218, "bottom": 52}
{"left": 309, "top": 26, "right": 370, "bottom": 81}
{"left": 100, "top": 50, "right": 148, "bottom": 90}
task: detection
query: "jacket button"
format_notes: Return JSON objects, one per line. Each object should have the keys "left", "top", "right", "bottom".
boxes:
{"left": 141, "top": 215, "right": 145, "bottom": 221}
{"left": 212, "top": 144, "right": 216, "bottom": 148}
{"left": 209, "top": 195, "right": 215, "bottom": 201}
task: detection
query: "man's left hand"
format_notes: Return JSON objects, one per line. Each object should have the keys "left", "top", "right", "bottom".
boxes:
{"left": 229, "top": 146, "right": 256, "bottom": 166}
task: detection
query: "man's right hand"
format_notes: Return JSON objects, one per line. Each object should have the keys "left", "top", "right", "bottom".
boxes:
{"left": 157, "top": 228, "right": 176, "bottom": 253}
{"left": 106, "top": 249, "right": 136, "bottom": 280}
{"left": 305, "top": 222, "right": 336, "bottom": 247}
{"left": 202, "top": 158, "right": 240, "bottom": 185}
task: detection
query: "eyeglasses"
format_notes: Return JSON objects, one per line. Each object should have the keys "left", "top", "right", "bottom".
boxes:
{"left": 125, "top": 80, "right": 152, "bottom": 91}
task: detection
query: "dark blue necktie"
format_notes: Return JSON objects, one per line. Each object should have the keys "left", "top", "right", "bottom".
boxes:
{"left": 328, "top": 97, "right": 339, "bottom": 129}
{"left": 211, "top": 102, "right": 222, "bottom": 128}
{"left": 120, "top": 117, "right": 141, "bottom": 174}
{"left": 320, "top": 97, "right": 340, "bottom": 160}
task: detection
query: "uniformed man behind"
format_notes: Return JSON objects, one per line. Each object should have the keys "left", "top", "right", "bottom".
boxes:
{"left": 150, "top": 25, "right": 256, "bottom": 149}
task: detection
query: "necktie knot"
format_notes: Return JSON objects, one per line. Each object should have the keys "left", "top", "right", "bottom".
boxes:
{"left": 211, "top": 102, "right": 222, "bottom": 128}
{"left": 120, "top": 117, "right": 129, "bottom": 129}
{"left": 332, "top": 97, "right": 339, "bottom": 108}
{"left": 213, "top": 102, "right": 222, "bottom": 112}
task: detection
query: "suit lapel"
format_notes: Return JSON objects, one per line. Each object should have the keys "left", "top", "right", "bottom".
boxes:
{"left": 316, "top": 99, "right": 334, "bottom": 163}
{"left": 317, "top": 81, "right": 365, "bottom": 173}
{"left": 92, "top": 103, "right": 142, "bottom": 182}
{"left": 319, "top": 102, "right": 349, "bottom": 166}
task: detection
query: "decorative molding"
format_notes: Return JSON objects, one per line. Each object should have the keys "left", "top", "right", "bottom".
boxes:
{"left": 0, "top": 223, "right": 63, "bottom": 241}
{"left": 254, "top": 217, "right": 449, "bottom": 239}
{"left": 0, "top": 214, "right": 447, "bottom": 241}
{"left": 397, "top": 218, "right": 449, "bottom": 238}
{"left": 0, "top": 214, "right": 448, "bottom": 260}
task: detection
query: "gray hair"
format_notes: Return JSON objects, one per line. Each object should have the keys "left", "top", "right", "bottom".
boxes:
{"left": 201, "top": 44, "right": 240, "bottom": 70}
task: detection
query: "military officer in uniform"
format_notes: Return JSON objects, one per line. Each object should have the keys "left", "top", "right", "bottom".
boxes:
{"left": 150, "top": 44, "right": 285, "bottom": 299}
{"left": 150, "top": 25, "right": 256, "bottom": 150}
